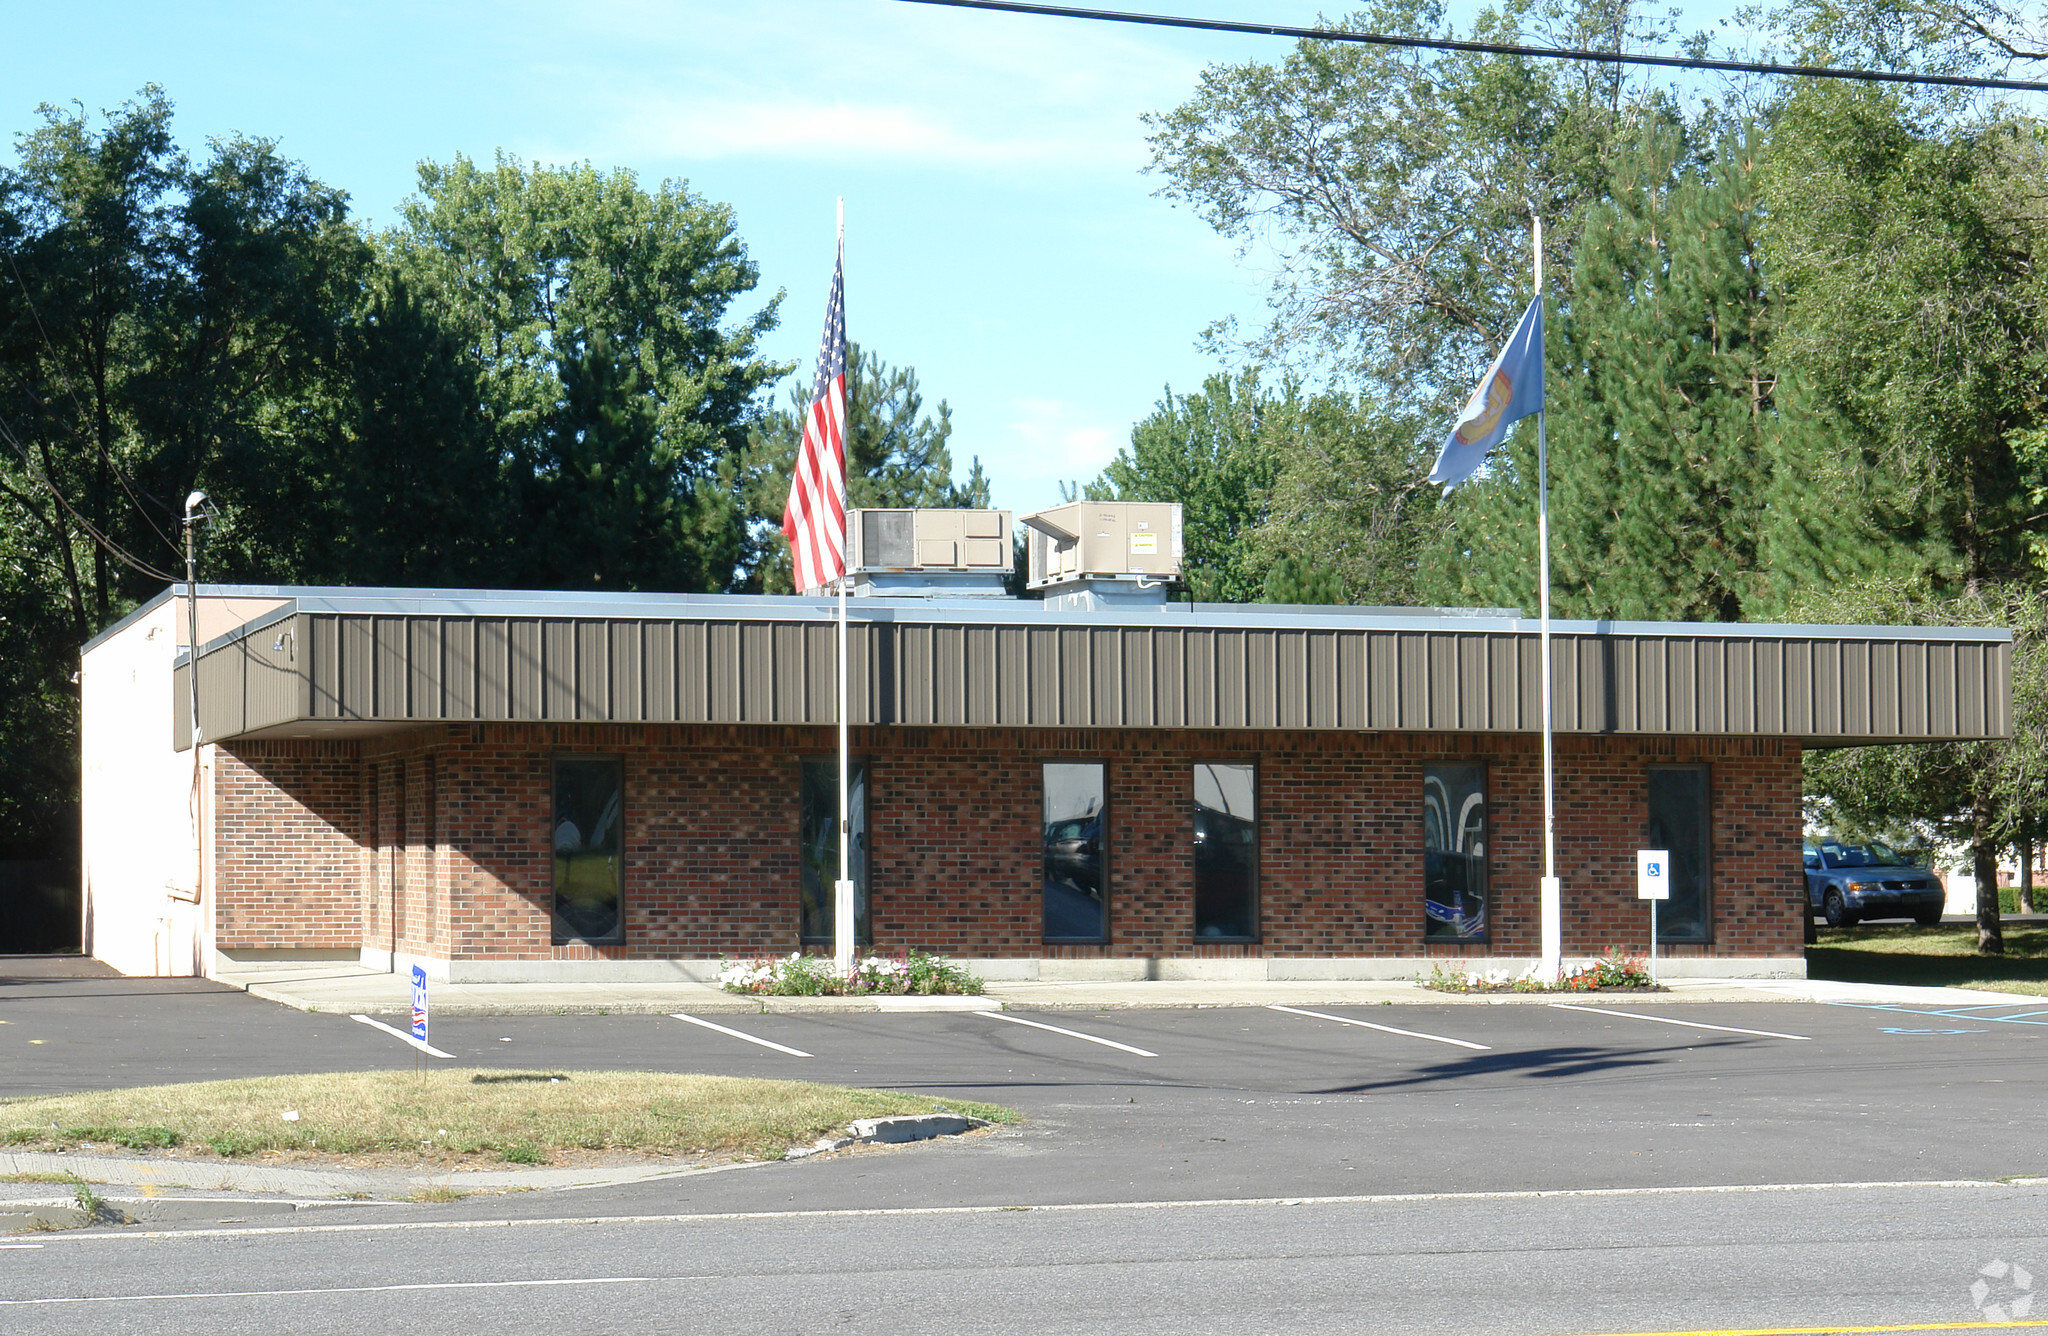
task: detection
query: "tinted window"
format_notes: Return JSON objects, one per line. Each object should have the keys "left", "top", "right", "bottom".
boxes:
{"left": 1193, "top": 763, "right": 1257, "bottom": 940}
{"left": 1424, "top": 765, "right": 1488, "bottom": 941}
{"left": 800, "top": 759, "right": 869, "bottom": 945}
{"left": 552, "top": 757, "right": 623, "bottom": 945}
{"left": 1647, "top": 766, "right": 1710, "bottom": 943}
{"left": 1044, "top": 763, "right": 1107, "bottom": 941}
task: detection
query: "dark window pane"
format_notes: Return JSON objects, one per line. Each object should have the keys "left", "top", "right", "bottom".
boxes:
{"left": 1648, "top": 767, "right": 1711, "bottom": 942}
{"left": 1044, "top": 763, "right": 1107, "bottom": 941}
{"left": 801, "top": 760, "right": 869, "bottom": 945}
{"left": 1193, "top": 763, "right": 1257, "bottom": 940}
{"left": 552, "top": 758, "right": 622, "bottom": 945}
{"left": 1424, "top": 765, "right": 1488, "bottom": 941}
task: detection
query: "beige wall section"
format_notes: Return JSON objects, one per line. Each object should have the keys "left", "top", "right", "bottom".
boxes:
{"left": 81, "top": 600, "right": 214, "bottom": 977}
{"left": 179, "top": 594, "right": 289, "bottom": 647}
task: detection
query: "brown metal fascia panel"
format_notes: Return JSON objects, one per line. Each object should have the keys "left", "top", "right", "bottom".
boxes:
{"left": 172, "top": 660, "right": 190, "bottom": 746}
{"left": 1148, "top": 628, "right": 1184, "bottom": 729}
{"left": 1814, "top": 641, "right": 1844, "bottom": 738}
{"left": 965, "top": 625, "right": 997, "bottom": 725}
{"left": 239, "top": 620, "right": 300, "bottom": 733}
{"left": 445, "top": 619, "right": 476, "bottom": 721}
{"left": 509, "top": 620, "right": 543, "bottom": 721}
{"left": 1485, "top": 634, "right": 1517, "bottom": 732}
{"left": 1212, "top": 629, "right": 1247, "bottom": 729}
{"left": 570, "top": 621, "right": 604, "bottom": 721}
{"left": 1184, "top": 628, "right": 1215, "bottom": 729}
{"left": 931, "top": 624, "right": 966, "bottom": 726}
{"left": 1668, "top": 638, "right": 1697, "bottom": 734}
{"left": 799, "top": 622, "right": 832, "bottom": 725}
{"left": 1366, "top": 631, "right": 1397, "bottom": 730}
{"left": 1121, "top": 629, "right": 1154, "bottom": 728}
{"left": 1992, "top": 641, "right": 2013, "bottom": 737}
{"left": 342, "top": 616, "right": 375, "bottom": 720}
{"left": 734, "top": 622, "right": 772, "bottom": 724}
{"left": 374, "top": 617, "right": 407, "bottom": 720}
{"left": 477, "top": 620, "right": 509, "bottom": 719}
{"left": 1611, "top": 636, "right": 1638, "bottom": 732}
{"left": 539, "top": 621, "right": 572, "bottom": 720}
{"left": 1725, "top": 639, "right": 1754, "bottom": 735}
{"left": 678, "top": 622, "right": 708, "bottom": 722}
{"left": 1241, "top": 630, "right": 1274, "bottom": 729}
{"left": 1396, "top": 633, "right": 1428, "bottom": 730}
{"left": 408, "top": 619, "right": 442, "bottom": 720}
{"left": 643, "top": 621, "right": 675, "bottom": 722}
{"left": 1635, "top": 637, "right": 1665, "bottom": 732}
{"left": 1307, "top": 630, "right": 1338, "bottom": 730}
{"left": 1420, "top": 633, "right": 1453, "bottom": 730}
{"left": 1869, "top": 640, "right": 1900, "bottom": 738}
{"left": 1338, "top": 631, "right": 1367, "bottom": 730}
{"left": 1896, "top": 640, "right": 1928, "bottom": 737}
{"left": 308, "top": 615, "right": 338, "bottom": 720}
{"left": 1779, "top": 640, "right": 1810, "bottom": 736}
{"left": 1518, "top": 636, "right": 1542, "bottom": 730}
{"left": 1696, "top": 639, "right": 1725, "bottom": 734}
{"left": 766, "top": 622, "right": 802, "bottom": 724}
{"left": 1956, "top": 641, "right": 1988, "bottom": 737}
{"left": 1925, "top": 641, "right": 1956, "bottom": 737}
{"left": 1457, "top": 633, "right": 1489, "bottom": 732}
{"left": 705, "top": 622, "right": 738, "bottom": 722}
{"left": 995, "top": 625, "right": 1029, "bottom": 726}
{"left": 609, "top": 622, "right": 643, "bottom": 721}
{"left": 1058, "top": 627, "right": 1091, "bottom": 728}
{"left": 1264, "top": 631, "right": 1297, "bottom": 729}
{"left": 1084, "top": 628, "right": 1119, "bottom": 727}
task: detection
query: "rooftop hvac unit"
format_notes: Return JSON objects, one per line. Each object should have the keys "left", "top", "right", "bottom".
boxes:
{"left": 844, "top": 508, "right": 1013, "bottom": 597}
{"left": 1021, "top": 502, "right": 1182, "bottom": 599}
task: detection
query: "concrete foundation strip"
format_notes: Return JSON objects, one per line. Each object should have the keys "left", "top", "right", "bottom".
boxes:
{"left": 1265, "top": 1004, "right": 1490, "bottom": 1050}
{"left": 971, "top": 1010, "right": 1158, "bottom": 1057}
{"left": 667, "top": 1013, "right": 812, "bottom": 1057}
{"left": 1547, "top": 1004, "right": 1810, "bottom": 1041}
{"left": 348, "top": 1014, "right": 454, "bottom": 1058}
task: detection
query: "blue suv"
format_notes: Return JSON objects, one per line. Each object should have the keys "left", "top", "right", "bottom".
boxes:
{"left": 1804, "top": 839, "right": 1946, "bottom": 928}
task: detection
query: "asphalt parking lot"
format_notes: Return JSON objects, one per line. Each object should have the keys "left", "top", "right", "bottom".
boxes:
{"left": 4, "top": 968, "right": 2045, "bottom": 1208}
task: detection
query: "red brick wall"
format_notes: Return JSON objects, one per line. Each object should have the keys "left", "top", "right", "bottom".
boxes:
{"left": 213, "top": 725, "right": 1805, "bottom": 961}
{"left": 211, "top": 743, "right": 364, "bottom": 949}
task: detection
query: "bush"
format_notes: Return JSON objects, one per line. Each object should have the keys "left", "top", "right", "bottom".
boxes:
{"left": 719, "top": 950, "right": 984, "bottom": 997}
{"left": 1422, "top": 948, "right": 1657, "bottom": 993}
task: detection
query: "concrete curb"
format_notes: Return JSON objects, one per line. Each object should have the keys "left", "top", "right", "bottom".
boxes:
{"left": 0, "top": 1149, "right": 757, "bottom": 1199}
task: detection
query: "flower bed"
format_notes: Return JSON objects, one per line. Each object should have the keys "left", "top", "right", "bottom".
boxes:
{"left": 1422, "top": 948, "right": 1662, "bottom": 993}
{"left": 717, "top": 950, "right": 985, "bottom": 997}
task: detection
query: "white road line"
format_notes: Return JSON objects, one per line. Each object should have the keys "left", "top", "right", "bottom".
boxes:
{"left": 0, "top": 1277, "right": 667, "bottom": 1307}
{"left": 972, "top": 1011, "right": 1158, "bottom": 1057}
{"left": 668, "top": 1013, "right": 812, "bottom": 1058}
{"left": 1547, "top": 1004, "right": 1811, "bottom": 1041}
{"left": 1266, "top": 1004, "right": 1491, "bottom": 1051}
{"left": 348, "top": 1013, "right": 454, "bottom": 1058}
{"left": 23, "top": 1178, "right": 2041, "bottom": 1244}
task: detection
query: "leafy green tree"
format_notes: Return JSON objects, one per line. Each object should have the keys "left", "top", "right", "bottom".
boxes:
{"left": 1088, "top": 370, "right": 1280, "bottom": 602}
{"left": 744, "top": 342, "right": 989, "bottom": 592}
{"left": 1145, "top": 0, "right": 1691, "bottom": 404}
{"left": 1419, "top": 121, "right": 1774, "bottom": 621}
{"left": 0, "top": 88, "right": 364, "bottom": 864}
{"left": 388, "top": 152, "right": 786, "bottom": 592}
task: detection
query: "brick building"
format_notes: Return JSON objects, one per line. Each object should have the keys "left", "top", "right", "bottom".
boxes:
{"left": 79, "top": 583, "right": 2012, "bottom": 982}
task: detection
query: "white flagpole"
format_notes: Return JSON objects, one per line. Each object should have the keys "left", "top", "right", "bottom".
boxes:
{"left": 1534, "top": 215, "right": 1561, "bottom": 983}
{"left": 833, "top": 197, "right": 855, "bottom": 979}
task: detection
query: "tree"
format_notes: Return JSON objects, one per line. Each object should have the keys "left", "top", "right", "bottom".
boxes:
{"left": 1088, "top": 370, "right": 1280, "bottom": 603}
{"left": 1417, "top": 121, "right": 1774, "bottom": 622}
{"left": 0, "top": 88, "right": 364, "bottom": 863}
{"left": 743, "top": 342, "right": 989, "bottom": 592}
{"left": 1144, "top": 0, "right": 1693, "bottom": 406}
{"left": 388, "top": 152, "right": 786, "bottom": 592}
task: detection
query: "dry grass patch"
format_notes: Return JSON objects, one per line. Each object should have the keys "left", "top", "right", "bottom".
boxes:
{"left": 0, "top": 1070, "right": 1015, "bottom": 1165}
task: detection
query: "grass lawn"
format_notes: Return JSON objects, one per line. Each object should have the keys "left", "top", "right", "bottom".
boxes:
{"left": 1809, "top": 922, "right": 2048, "bottom": 995}
{"left": 0, "top": 1070, "right": 1015, "bottom": 1165}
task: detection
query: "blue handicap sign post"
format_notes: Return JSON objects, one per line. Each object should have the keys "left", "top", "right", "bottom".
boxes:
{"left": 410, "top": 964, "right": 429, "bottom": 1048}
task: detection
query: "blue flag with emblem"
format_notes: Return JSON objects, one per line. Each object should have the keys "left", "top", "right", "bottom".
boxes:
{"left": 1429, "top": 297, "right": 1544, "bottom": 489}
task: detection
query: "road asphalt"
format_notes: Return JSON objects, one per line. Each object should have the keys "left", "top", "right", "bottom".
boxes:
{"left": 5, "top": 957, "right": 2047, "bottom": 1333}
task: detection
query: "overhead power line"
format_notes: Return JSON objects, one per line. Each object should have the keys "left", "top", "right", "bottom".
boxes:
{"left": 896, "top": 0, "right": 2048, "bottom": 93}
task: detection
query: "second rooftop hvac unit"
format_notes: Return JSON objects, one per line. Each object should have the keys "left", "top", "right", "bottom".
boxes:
{"left": 845, "top": 508, "right": 1012, "bottom": 597}
{"left": 1021, "top": 501, "right": 1183, "bottom": 607}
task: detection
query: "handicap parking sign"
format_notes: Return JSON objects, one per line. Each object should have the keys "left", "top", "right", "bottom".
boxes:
{"left": 1636, "top": 849, "right": 1670, "bottom": 900}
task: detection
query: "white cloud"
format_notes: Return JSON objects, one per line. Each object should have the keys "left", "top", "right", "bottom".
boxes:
{"left": 989, "top": 397, "right": 1125, "bottom": 508}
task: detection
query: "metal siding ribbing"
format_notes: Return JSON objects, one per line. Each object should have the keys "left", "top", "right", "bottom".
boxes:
{"left": 184, "top": 605, "right": 2013, "bottom": 744}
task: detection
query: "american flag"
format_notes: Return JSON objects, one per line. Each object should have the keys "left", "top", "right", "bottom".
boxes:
{"left": 782, "top": 249, "right": 848, "bottom": 595}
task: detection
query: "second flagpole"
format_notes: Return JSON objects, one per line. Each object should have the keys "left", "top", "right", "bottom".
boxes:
{"left": 1533, "top": 215, "right": 1560, "bottom": 983}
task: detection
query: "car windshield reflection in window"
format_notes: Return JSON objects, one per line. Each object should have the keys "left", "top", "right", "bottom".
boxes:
{"left": 1043, "top": 763, "right": 1106, "bottom": 941}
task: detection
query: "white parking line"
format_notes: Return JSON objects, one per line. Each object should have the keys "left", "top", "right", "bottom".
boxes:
{"left": 1266, "top": 1004, "right": 1491, "bottom": 1050}
{"left": 348, "top": 1013, "right": 454, "bottom": 1058}
{"left": 1547, "top": 1004, "right": 1811, "bottom": 1041}
{"left": 668, "top": 1013, "right": 812, "bottom": 1058}
{"left": 972, "top": 1011, "right": 1158, "bottom": 1057}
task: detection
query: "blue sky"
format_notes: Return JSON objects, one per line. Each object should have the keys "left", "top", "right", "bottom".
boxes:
{"left": 11, "top": 0, "right": 1750, "bottom": 516}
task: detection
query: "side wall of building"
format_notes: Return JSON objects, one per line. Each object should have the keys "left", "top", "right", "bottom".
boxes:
{"left": 81, "top": 603, "right": 210, "bottom": 976}
{"left": 209, "top": 724, "right": 1804, "bottom": 970}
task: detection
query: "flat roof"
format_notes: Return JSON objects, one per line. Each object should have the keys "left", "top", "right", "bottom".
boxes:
{"left": 94, "top": 581, "right": 2015, "bottom": 664}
